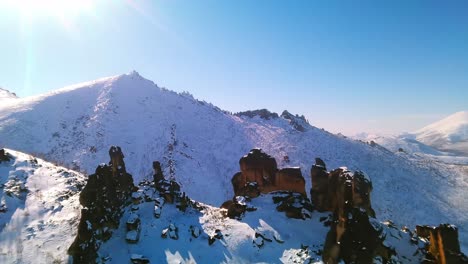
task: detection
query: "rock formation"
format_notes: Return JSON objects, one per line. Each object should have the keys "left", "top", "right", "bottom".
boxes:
{"left": 310, "top": 158, "right": 329, "bottom": 211}
{"left": 310, "top": 159, "right": 375, "bottom": 217}
{"left": 231, "top": 148, "right": 306, "bottom": 198}
{"left": 234, "top": 109, "right": 279, "bottom": 120}
{"left": 153, "top": 161, "right": 164, "bottom": 183}
{"left": 68, "top": 146, "right": 135, "bottom": 263}
{"left": 313, "top": 158, "right": 467, "bottom": 263}
{"left": 0, "top": 148, "right": 10, "bottom": 162}
{"left": 280, "top": 110, "right": 309, "bottom": 132}
{"left": 416, "top": 224, "right": 468, "bottom": 263}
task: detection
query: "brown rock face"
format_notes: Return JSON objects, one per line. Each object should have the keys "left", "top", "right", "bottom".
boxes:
{"left": 271, "top": 168, "right": 306, "bottom": 195}
{"left": 310, "top": 159, "right": 375, "bottom": 217}
{"left": 109, "top": 146, "right": 126, "bottom": 177}
{"left": 314, "top": 159, "right": 382, "bottom": 263}
{"left": 416, "top": 224, "right": 467, "bottom": 264}
{"left": 231, "top": 149, "right": 306, "bottom": 197}
{"left": 239, "top": 148, "right": 278, "bottom": 187}
{"left": 310, "top": 158, "right": 329, "bottom": 211}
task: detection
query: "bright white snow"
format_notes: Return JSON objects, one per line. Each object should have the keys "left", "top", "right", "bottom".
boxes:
{"left": 0, "top": 149, "right": 85, "bottom": 263}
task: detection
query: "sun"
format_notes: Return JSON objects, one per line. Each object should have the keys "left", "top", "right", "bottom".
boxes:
{"left": 3, "top": 0, "right": 95, "bottom": 21}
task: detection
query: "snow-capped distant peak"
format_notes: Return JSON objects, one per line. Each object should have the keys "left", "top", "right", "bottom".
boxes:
{"left": 416, "top": 111, "right": 468, "bottom": 136}
{"left": 415, "top": 111, "right": 468, "bottom": 154}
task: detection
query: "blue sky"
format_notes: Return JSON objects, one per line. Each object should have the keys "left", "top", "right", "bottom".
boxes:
{"left": 0, "top": 0, "right": 467, "bottom": 135}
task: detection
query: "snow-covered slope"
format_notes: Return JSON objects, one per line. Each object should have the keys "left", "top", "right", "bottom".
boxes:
{"left": 0, "top": 87, "right": 17, "bottom": 101}
{"left": 97, "top": 189, "right": 426, "bottom": 264}
{"left": 415, "top": 111, "right": 468, "bottom": 155}
{"left": 354, "top": 133, "right": 468, "bottom": 165}
{"left": 0, "top": 149, "right": 85, "bottom": 263}
{"left": 99, "top": 192, "right": 331, "bottom": 264}
{"left": 0, "top": 72, "right": 467, "bottom": 251}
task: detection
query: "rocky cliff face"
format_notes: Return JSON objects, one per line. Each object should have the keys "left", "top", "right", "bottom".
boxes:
{"left": 417, "top": 224, "right": 467, "bottom": 264}
{"left": 68, "top": 146, "right": 135, "bottom": 263}
{"left": 231, "top": 148, "right": 306, "bottom": 197}
{"left": 311, "top": 159, "right": 374, "bottom": 217}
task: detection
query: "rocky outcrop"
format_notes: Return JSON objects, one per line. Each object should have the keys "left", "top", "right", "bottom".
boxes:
{"left": 273, "top": 192, "right": 313, "bottom": 219}
{"left": 68, "top": 146, "right": 135, "bottom": 263}
{"left": 323, "top": 207, "right": 398, "bottom": 263}
{"left": 310, "top": 158, "right": 328, "bottom": 211}
{"left": 281, "top": 110, "right": 309, "bottom": 132}
{"left": 0, "top": 148, "right": 11, "bottom": 162}
{"left": 416, "top": 224, "right": 468, "bottom": 264}
{"left": 315, "top": 158, "right": 391, "bottom": 263}
{"left": 221, "top": 199, "right": 246, "bottom": 219}
{"left": 231, "top": 149, "right": 306, "bottom": 198}
{"left": 153, "top": 161, "right": 164, "bottom": 183}
{"left": 315, "top": 158, "right": 467, "bottom": 263}
{"left": 310, "top": 159, "right": 374, "bottom": 217}
{"left": 235, "top": 109, "right": 279, "bottom": 120}
{"left": 273, "top": 168, "right": 306, "bottom": 195}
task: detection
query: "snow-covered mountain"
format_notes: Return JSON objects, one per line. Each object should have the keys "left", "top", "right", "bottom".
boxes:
{"left": 0, "top": 71, "right": 467, "bottom": 253}
{"left": 415, "top": 111, "right": 468, "bottom": 155}
{"left": 0, "top": 148, "right": 85, "bottom": 263}
{"left": 354, "top": 133, "right": 468, "bottom": 165}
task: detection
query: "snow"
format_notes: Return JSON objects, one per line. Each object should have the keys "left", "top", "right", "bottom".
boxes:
{"left": 0, "top": 149, "right": 85, "bottom": 263}
{"left": 415, "top": 111, "right": 468, "bottom": 155}
{"left": 0, "top": 71, "right": 467, "bottom": 253}
{"left": 98, "top": 193, "right": 329, "bottom": 263}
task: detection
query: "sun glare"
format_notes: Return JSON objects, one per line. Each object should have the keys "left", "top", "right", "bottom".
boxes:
{"left": 3, "top": 0, "right": 95, "bottom": 20}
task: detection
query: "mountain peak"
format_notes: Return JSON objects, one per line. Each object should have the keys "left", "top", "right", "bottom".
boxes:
{"left": 416, "top": 111, "right": 468, "bottom": 135}
{"left": 415, "top": 110, "right": 468, "bottom": 154}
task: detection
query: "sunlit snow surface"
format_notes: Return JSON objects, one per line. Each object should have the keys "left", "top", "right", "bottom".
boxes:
{"left": 0, "top": 72, "right": 467, "bottom": 254}
{"left": 100, "top": 195, "right": 329, "bottom": 263}
{"left": 0, "top": 149, "right": 85, "bottom": 263}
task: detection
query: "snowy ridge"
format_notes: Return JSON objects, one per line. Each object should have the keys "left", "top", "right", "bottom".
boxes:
{"left": 415, "top": 111, "right": 468, "bottom": 155}
{"left": 354, "top": 134, "right": 468, "bottom": 165}
{"left": 0, "top": 87, "right": 17, "bottom": 101}
{"left": 0, "top": 149, "right": 86, "bottom": 263}
{"left": 0, "top": 72, "right": 467, "bottom": 252}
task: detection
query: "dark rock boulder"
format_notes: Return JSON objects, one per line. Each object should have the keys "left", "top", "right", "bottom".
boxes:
{"left": 221, "top": 198, "right": 247, "bottom": 219}
{"left": 310, "top": 158, "right": 329, "bottom": 211}
{"left": 153, "top": 161, "right": 164, "bottom": 183}
{"left": 0, "top": 148, "right": 11, "bottom": 162}
{"left": 273, "top": 192, "right": 313, "bottom": 219}
{"left": 234, "top": 109, "right": 279, "bottom": 120}
{"left": 69, "top": 146, "right": 135, "bottom": 263}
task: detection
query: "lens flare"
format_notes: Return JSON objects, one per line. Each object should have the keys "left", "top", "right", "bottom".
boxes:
{"left": 3, "top": 0, "right": 95, "bottom": 20}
